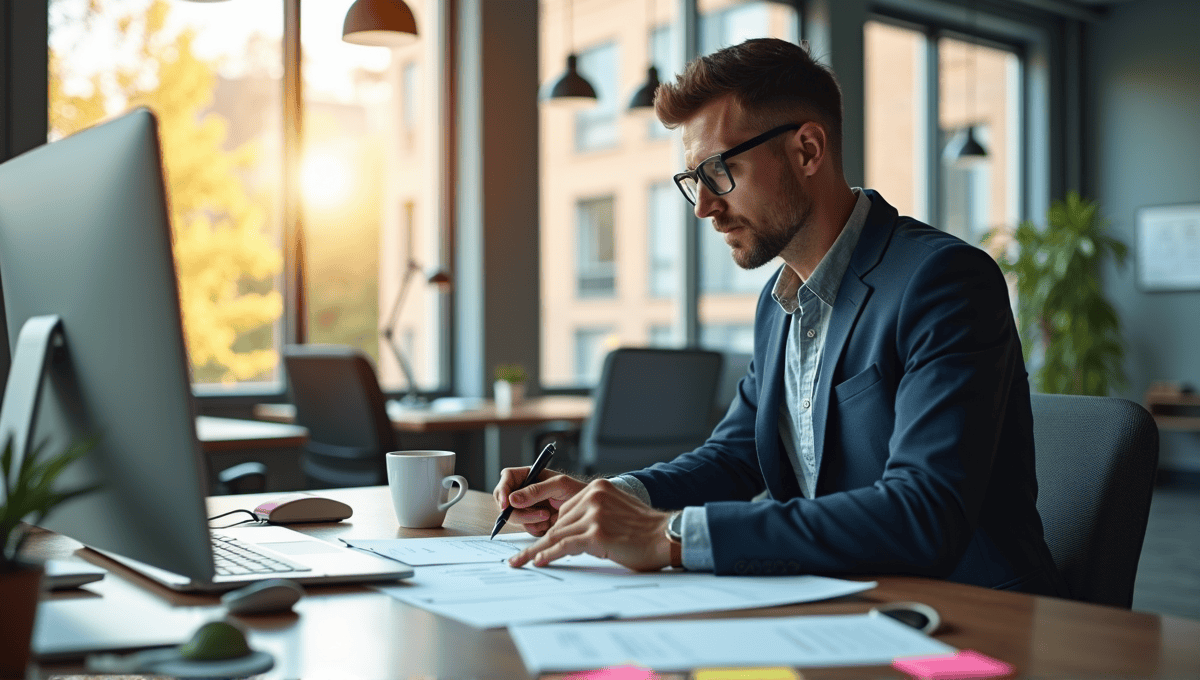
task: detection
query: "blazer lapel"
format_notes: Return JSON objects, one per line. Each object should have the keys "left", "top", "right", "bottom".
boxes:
{"left": 756, "top": 301, "right": 793, "bottom": 500}
{"left": 812, "top": 191, "right": 895, "bottom": 475}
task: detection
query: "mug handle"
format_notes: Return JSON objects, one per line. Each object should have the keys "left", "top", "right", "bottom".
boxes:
{"left": 438, "top": 475, "right": 469, "bottom": 512}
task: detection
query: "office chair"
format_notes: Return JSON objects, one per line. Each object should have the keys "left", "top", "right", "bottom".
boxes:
{"left": 1030, "top": 393, "right": 1160, "bottom": 609}
{"left": 712, "top": 351, "right": 753, "bottom": 427}
{"left": 530, "top": 348, "right": 726, "bottom": 475}
{"left": 282, "top": 344, "right": 398, "bottom": 488}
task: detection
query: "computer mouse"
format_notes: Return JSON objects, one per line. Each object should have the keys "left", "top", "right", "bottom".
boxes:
{"left": 869, "top": 601, "right": 941, "bottom": 635}
{"left": 253, "top": 493, "right": 353, "bottom": 523}
{"left": 221, "top": 579, "right": 305, "bottom": 616}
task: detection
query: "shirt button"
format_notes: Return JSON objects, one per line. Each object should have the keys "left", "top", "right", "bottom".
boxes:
{"left": 806, "top": 329, "right": 816, "bottom": 338}
{"left": 802, "top": 399, "right": 811, "bottom": 409}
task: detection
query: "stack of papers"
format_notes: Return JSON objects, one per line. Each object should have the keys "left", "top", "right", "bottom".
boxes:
{"left": 345, "top": 535, "right": 876, "bottom": 629}
{"left": 508, "top": 613, "right": 955, "bottom": 674}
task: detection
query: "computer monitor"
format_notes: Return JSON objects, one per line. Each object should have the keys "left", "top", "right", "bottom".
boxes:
{"left": 0, "top": 109, "right": 212, "bottom": 579}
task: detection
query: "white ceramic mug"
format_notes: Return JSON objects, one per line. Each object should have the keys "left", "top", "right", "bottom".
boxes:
{"left": 385, "top": 450, "right": 469, "bottom": 528}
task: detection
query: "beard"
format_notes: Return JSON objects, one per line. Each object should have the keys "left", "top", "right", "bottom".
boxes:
{"left": 716, "top": 176, "right": 813, "bottom": 270}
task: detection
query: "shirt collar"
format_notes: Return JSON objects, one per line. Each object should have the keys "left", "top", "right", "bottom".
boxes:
{"left": 772, "top": 188, "right": 871, "bottom": 314}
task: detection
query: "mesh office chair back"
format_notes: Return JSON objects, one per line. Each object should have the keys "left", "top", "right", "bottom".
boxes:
{"left": 283, "top": 345, "right": 397, "bottom": 488}
{"left": 1030, "top": 393, "right": 1160, "bottom": 608}
{"left": 580, "top": 348, "right": 724, "bottom": 476}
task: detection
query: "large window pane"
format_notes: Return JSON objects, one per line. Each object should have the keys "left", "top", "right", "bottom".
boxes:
{"left": 575, "top": 41, "right": 621, "bottom": 152}
{"left": 540, "top": 0, "right": 681, "bottom": 387}
{"left": 696, "top": 1, "right": 798, "bottom": 354}
{"left": 301, "top": 0, "right": 445, "bottom": 393}
{"left": 865, "top": 19, "right": 927, "bottom": 221}
{"left": 939, "top": 37, "right": 1021, "bottom": 245}
{"left": 49, "top": 0, "right": 285, "bottom": 388}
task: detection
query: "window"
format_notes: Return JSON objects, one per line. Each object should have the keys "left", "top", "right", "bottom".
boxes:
{"left": 938, "top": 36, "right": 1020, "bottom": 245}
{"left": 865, "top": 19, "right": 1022, "bottom": 245}
{"left": 574, "top": 327, "right": 616, "bottom": 384}
{"left": 577, "top": 196, "right": 617, "bottom": 297}
{"left": 574, "top": 41, "right": 620, "bottom": 152}
{"left": 700, "top": 323, "right": 755, "bottom": 355}
{"left": 541, "top": 0, "right": 799, "bottom": 386}
{"left": 648, "top": 182, "right": 681, "bottom": 298}
{"left": 49, "top": 0, "right": 286, "bottom": 388}
{"left": 647, "top": 24, "right": 680, "bottom": 140}
{"left": 697, "top": 1, "right": 797, "bottom": 352}
{"left": 48, "top": 0, "right": 448, "bottom": 395}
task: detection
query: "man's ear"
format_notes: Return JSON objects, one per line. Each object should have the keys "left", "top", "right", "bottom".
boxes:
{"left": 791, "top": 121, "right": 827, "bottom": 177}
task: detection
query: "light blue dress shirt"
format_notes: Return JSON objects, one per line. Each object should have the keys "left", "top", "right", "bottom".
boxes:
{"left": 610, "top": 188, "right": 871, "bottom": 570}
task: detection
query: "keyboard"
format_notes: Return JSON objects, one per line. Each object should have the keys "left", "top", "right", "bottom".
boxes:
{"left": 211, "top": 533, "right": 312, "bottom": 576}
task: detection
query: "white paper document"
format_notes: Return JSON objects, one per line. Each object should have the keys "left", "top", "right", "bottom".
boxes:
{"left": 374, "top": 534, "right": 876, "bottom": 628}
{"left": 508, "top": 612, "right": 955, "bottom": 674}
{"left": 341, "top": 535, "right": 524, "bottom": 566}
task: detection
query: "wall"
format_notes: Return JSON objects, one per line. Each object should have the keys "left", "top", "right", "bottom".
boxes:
{"left": 1086, "top": 0, "right": 1200, "bottom": 473}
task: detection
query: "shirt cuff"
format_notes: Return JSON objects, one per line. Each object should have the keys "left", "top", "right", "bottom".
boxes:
{"left": 609, "top": 476, "right": 714, "bottom": 571}
{"left": 681, "top": 506, "right": 715, "bottom": 572}
{"left": 608, "top": 475, "right": 652, "bottom": 506}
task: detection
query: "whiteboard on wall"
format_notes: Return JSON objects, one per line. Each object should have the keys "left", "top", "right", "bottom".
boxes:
{"left": 1137, "top": 203, "right": 1200, "bottom": 291}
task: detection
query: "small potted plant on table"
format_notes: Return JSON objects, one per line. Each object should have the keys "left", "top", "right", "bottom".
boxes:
{"left": 1, "top": 436, "right": 99, "bottom": 677}
{"left": 493, "top": 364, "right": 529, "bottom": 414}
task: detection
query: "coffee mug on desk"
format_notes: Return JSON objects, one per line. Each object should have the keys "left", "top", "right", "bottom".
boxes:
{"left": 385, "top": 450, "right": 469, "bottom": 528}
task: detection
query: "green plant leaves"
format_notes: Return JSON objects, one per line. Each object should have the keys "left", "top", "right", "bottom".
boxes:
{"left": 1, "top": 435, "right": 101, "bottom": 565}
{"left": 989, "top": 191, "right": 1127, "bottom": 396}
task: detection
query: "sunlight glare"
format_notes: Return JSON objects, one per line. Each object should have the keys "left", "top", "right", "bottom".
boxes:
{"left": 301, "top": 151, "right": 355, "bottom": 211}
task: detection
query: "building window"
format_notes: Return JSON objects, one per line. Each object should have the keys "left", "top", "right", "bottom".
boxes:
{"left": 574, "top": 41, "right": 620, "bottom": 152}
{"left": 577, "top": 196, "right": 617, "bottom": 298}
{"left": 648, "top": 182, "right": 681, "bottom": 298}
{"left": 574, "top": 327, "right": 615, "bottom": 384}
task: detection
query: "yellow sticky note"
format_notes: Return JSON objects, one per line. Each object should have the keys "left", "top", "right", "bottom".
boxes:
{"left": 692, "top": 668, "right": 801, "bottom": 680}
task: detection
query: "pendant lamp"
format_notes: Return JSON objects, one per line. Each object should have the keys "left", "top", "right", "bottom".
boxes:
{"left": 627, "top": 0, "right": 661, "bottom": 111}
{"left": 948, "top": 0, "right": 988, "bottom": 166}
{"left": 343, "top": 0, "right": 419, "bottom": 47}
{"left": 542, "top": 0, "right": 598, "bottom": 106}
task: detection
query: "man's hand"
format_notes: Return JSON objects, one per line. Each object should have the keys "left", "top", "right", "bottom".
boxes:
{"left": 507, "top": 479, "right": 674, "bottom": 572}
{"left": 492, "top": 467, "right": 587, "bottom": 536}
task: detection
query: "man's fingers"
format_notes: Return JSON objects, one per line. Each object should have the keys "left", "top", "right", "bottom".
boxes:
{"left": 507, "top": 476, "right": 575, "bottom": 508}
{"left": 507, "top": 507, "right": 551, "bottom": 524}
{"left": 530, "top": 533, "right": 593, "bottom": 567}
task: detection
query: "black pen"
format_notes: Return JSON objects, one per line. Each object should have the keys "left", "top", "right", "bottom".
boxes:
{"left": 490, "top": 442, "right": 556, "bottom": 539}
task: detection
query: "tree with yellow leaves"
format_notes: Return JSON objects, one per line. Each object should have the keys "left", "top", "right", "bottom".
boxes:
{"left": 50, "top": 0, "right": 282, "bottom": 383}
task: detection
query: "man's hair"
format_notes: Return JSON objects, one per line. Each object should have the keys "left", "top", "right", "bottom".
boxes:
{"left": 655, "top": 38, "right": 843, "bottom": 165}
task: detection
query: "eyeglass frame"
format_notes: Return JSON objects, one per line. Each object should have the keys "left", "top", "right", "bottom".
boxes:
{"left": 673, "top": 123, "right": 802, "bottom": 205}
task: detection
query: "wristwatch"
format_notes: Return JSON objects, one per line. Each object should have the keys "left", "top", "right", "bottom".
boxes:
{"left": 664, "top": 510, "right": 684, "bottom": 569}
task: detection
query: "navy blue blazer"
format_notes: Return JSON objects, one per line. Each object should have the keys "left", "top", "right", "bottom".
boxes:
{"left": 629, "top": 191, "right": 1066, "bottom": 596}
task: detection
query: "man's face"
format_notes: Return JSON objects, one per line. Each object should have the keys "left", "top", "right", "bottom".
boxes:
{"left": 680, "top": 98, "right": 812, "bottom": 270}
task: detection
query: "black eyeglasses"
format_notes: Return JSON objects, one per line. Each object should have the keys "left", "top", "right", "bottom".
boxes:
{"left": 673, "top": 123, "right": 801, "bottom": 205}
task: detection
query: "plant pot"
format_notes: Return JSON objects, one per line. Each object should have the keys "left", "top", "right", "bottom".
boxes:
{"left": 494, "top": 380, "right": 525, "bottom": 414}
{"left": 0, "top": 561, "right": 45, "bottom": 679}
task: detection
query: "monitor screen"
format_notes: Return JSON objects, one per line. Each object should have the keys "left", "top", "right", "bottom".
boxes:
{"left": 0, "top": 109, "right": 213, "bottom": 580}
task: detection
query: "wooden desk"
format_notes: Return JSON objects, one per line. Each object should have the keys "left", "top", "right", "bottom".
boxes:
{"left": 26, "top": 487, "right": 1200, "bottom": 679}
{"left": 255, "top": 396, "right": 592, "bottom": 486}
{"left": 195, "top": 416, "right": 309, "bottom": 491}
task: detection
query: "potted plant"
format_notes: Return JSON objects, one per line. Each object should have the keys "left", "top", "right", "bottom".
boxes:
{"left": 986, "top": 191, "right": 1128, "bottom": 396}
{"left": 493, "top": 364, "right": 529, "bottom": 414}
{"left": 0, "top": 436, "right": 100, "bottom": 677}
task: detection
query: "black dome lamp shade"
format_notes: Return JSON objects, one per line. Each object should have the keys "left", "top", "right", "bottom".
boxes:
{"left": 542, "top": 0, "right": 598, "bottom": 106}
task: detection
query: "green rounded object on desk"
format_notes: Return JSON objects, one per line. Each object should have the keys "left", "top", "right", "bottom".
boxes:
{"left": 178, "top": 621, "right": 253, "bottom": 661}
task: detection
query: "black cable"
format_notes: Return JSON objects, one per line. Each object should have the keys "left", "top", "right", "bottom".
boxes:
{"left": 207, "top": 509, "right": 263, "bottom": 529}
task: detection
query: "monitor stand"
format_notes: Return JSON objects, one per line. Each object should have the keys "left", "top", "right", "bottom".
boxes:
{"left": 0, "top": 314, "right": 65, "bottom": 483}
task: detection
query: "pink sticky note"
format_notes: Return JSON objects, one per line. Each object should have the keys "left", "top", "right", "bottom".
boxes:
{"left": 892, "top": 649, "right": 1014, "bottom": 679}
{"left": 565, "top": 665, "right": 659, "bottom": 680}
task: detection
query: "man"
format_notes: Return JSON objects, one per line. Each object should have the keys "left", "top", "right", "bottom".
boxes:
{"left": 498, "top": 38, "right": 1065, "bottom": 596}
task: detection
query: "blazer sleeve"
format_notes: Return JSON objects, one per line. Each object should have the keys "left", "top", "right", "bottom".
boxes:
{"left": 703, "top": 244, "right": 1022, "bottom": 577}
{"left": 625, "top": 351, "right": 768, "bottom": 507}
